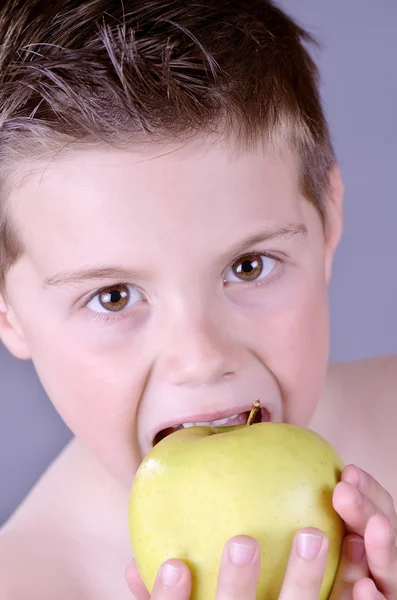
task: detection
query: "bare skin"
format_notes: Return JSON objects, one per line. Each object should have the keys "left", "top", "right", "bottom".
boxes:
{"left": 1, "top": 356, "right": 396, "bottom": 599}
{"left": 0, "top": 140, "right": 396, "bottom": 598}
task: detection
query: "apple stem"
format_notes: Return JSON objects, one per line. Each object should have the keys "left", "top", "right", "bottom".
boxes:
{"left": 246, "top": 400, "right": 261, "bottom": 426}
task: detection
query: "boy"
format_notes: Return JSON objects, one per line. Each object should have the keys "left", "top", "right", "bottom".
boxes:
{"left": 0, "top": 0, "right": 396, "bottom": 598}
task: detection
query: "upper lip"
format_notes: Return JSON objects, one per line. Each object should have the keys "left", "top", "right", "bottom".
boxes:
{"left": 149, "top": 401, "right": 273, "bottom": 447}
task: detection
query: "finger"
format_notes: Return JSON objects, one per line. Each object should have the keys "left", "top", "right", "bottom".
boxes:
{"left": 329, "top": 535, "right": 369, "bottom": 599}
{"left": 364, "top": 513, "right": 397, "bottom": 597}
{"left": 333, "top": 480, "right": 383, "bottom": 537}
{"left": 151, "top": 559, "right": 191, "bottom": 600}
{"left": 342, "top": 465, "right": 397, "bottom": 526}
{"left": 353, "top": 577, "right": 387, "bottom": 600}
{"left": 215, "top": 535, "right": 260, "bottom": 600}
{"left": 125, "top": 560, "right": 150, "bottom": 600}
{"left": 278, "top": 528, "right": 328, "bottom": 600}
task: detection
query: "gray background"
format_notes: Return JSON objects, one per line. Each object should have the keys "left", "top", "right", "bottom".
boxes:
{"left": 1, "top": 1, "right": 396, "bottom": 526}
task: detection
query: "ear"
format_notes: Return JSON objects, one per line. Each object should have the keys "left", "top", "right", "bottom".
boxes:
{"left": 0, "top": 292, "right": 31, "bottom": 360}
{"left": 323, "top": 163, "right": 344, "bottom": 283}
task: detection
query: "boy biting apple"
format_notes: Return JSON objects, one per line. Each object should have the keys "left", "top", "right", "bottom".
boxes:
{"left": 0, "top": 0, "right": 396, "bottom": 598}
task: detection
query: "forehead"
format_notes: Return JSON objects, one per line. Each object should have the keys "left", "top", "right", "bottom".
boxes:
{"left": 9, "top": 137, "right": 301, "bottom": 206}
{"left": 7, "top": 139, "right": 306, "bottom": 265}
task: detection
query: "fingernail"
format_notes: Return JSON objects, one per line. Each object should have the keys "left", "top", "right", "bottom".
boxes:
{"left": 160, "top": 563, "right": 182, "bottom": 586}
{"left": 346, "top": 537, "right": 365, "bottom": 562}
{"left": 355, "top": 467, "right": 365, "bottom": 489}
{"left": 297, "top": 533, "right": 324, "bottom": 560}
{"left": 229, "top": 540, "right": 257, "bottom": 566}
{"left": 387, "top": 519, "right": 396, "bottom": 542}
{"left": 344, "top": 466, "right": 361, "bottom": 488}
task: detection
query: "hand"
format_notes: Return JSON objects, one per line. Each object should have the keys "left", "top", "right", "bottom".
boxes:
{"left": 127, "top": 527, "right": 331, "bottom": 600}
{"left": 331, "top": 464, "right": 397, "bottom": 599}
{"left": 125, "top": 465, "right": 397, "bottom": 600}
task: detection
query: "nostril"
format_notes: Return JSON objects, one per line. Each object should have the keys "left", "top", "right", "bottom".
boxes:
{"left": 223, "top": 371, "right": 235, "bottom": 379}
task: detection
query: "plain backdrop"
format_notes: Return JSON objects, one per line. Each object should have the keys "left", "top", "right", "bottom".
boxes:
{"left": 1, "top": 0, "right": 396, "bottom": 526}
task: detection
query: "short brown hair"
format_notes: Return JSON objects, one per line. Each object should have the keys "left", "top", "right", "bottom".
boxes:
{"left": 0, "top": 0, "right": 335, "bottom": 291}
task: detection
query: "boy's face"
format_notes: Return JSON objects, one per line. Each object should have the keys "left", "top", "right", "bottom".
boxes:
{"left": 0, "top": 139, "right": 342, "bottom": 485}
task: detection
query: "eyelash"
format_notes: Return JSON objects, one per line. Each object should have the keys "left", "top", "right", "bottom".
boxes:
{"left": 82, "top": 250, "right": 284, "bottom": 324}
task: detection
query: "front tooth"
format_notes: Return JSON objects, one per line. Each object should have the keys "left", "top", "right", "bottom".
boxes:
{"left": 182, "top": 414, "right": 240, "bottom": 428}
{"left": 226, "top": 413, "right": 239, "bottom": 421}
{"left": 195, "top": 418, "right": 228, "bottom": 426}
{"left": 209, "top": 417, "right": 230, "bottom": 426}
{"left": 182, "top": 421, "right": 216, "bottom": 428}
{"left": 183, "top": 421, "right": 213, "bottom": 428}
{"left": 212, "top": 413, "right": 239, "bottom": 426}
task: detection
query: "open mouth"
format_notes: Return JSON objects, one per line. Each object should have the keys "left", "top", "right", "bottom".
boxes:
{"left": 153, "top": 406, "right": 270, "bottom": 446}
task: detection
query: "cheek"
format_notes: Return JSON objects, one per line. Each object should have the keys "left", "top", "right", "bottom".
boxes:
{"left": 28, "top": 328, "right": 147, "bottom": 483}
{"left": 251, "top": 271, "right": 330, "bottom": 426}
{"left": 281, "top": 292, "right": 329, "bottom": 425}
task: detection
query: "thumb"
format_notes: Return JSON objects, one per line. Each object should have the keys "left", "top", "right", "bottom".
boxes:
{"left": 125, "top": 560, "right": 150, "bottom": 600}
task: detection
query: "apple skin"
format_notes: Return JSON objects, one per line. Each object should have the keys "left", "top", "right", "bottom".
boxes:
{"left": 128, "top": 423, "right": 345, "bottom": 600}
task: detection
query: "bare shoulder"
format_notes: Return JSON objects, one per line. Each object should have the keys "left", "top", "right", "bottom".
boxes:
{"left": 0, "top": 534, "right": 21, "bottom": 600}
{"left": 0, "top": 528, "right": 81, "bottom": 600}
{"left": 327, "top": 354, "right": 397, "bottom": 438}
{"left": 328, "top": 354, "right": 397, "bottom": 396}
{"left": 0, "top": 441, "right": 87, "bottom": 599}
{"left": 324, "top": 355, "right": 397, "bottom": 495}
{"left": 0, "top": 438, "right": 134, "bottom": 600}
{"left": 318, "top": 354, "right": 397, "bottom": 429}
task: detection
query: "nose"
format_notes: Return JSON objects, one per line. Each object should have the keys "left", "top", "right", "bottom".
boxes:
{"left": 156, "top": 314, "right": 242, "bottom": 387}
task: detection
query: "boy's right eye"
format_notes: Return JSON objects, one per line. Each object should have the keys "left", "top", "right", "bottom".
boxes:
{"left": 86, "top": 284, "right": 144, "bottom": 313}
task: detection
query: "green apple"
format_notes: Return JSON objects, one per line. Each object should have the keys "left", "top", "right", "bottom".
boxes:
{"left": 128, "top": 420, "right": 345, "bottom": 599}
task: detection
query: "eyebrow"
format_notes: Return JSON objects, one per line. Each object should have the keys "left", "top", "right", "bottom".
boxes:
{"left": 43, "top": 223, "right": 307, "bottom": 288}
{"left": 44, "top": 266, "right": 144, "bottom": 288}
{"left": 224, "top": 223, "right": 307, "bottom": 259}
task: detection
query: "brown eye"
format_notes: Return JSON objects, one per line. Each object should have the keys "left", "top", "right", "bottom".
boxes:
{"left": 98, "top": 285, "right": 130, "bottom": 312}
{"left": 232, "top": 255, "right": 264, "bottom": 281}
{"left": 224, "top": 254, "right": 277, "bottom": 284}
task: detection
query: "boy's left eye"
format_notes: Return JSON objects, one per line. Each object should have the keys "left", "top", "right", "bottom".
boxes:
{"left": 86, "top": 284, "right": 143, "bottom": 313}
{"left": 224, "top": 254, "right": 277, "bottom": 283}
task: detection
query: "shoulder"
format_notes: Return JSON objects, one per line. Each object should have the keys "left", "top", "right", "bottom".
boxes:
{"left": 325, "top": 355, "right": 397, "bottom": 494}
{"left": 329, "top": 353, "right": 397, "bottom": 383}
{"left": 0, "top": 498, "right": 87, "bottom": 600}
{"left": 314, "top": 355, "right": 397, "bottom": 469}
{"left": 328, "top": 354, "right": 397, "bottom": 405}
{"left": 0, "top": 438, "right": 134, "bottom": 600}
{"left": 0, "top": 440, "right": 87, "bottom": 599}
{"left": 0, "top": 529, "right": 81, "bottom": 600}
{"left": 0, "top": 536, "right": 15, "bottom": 600}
